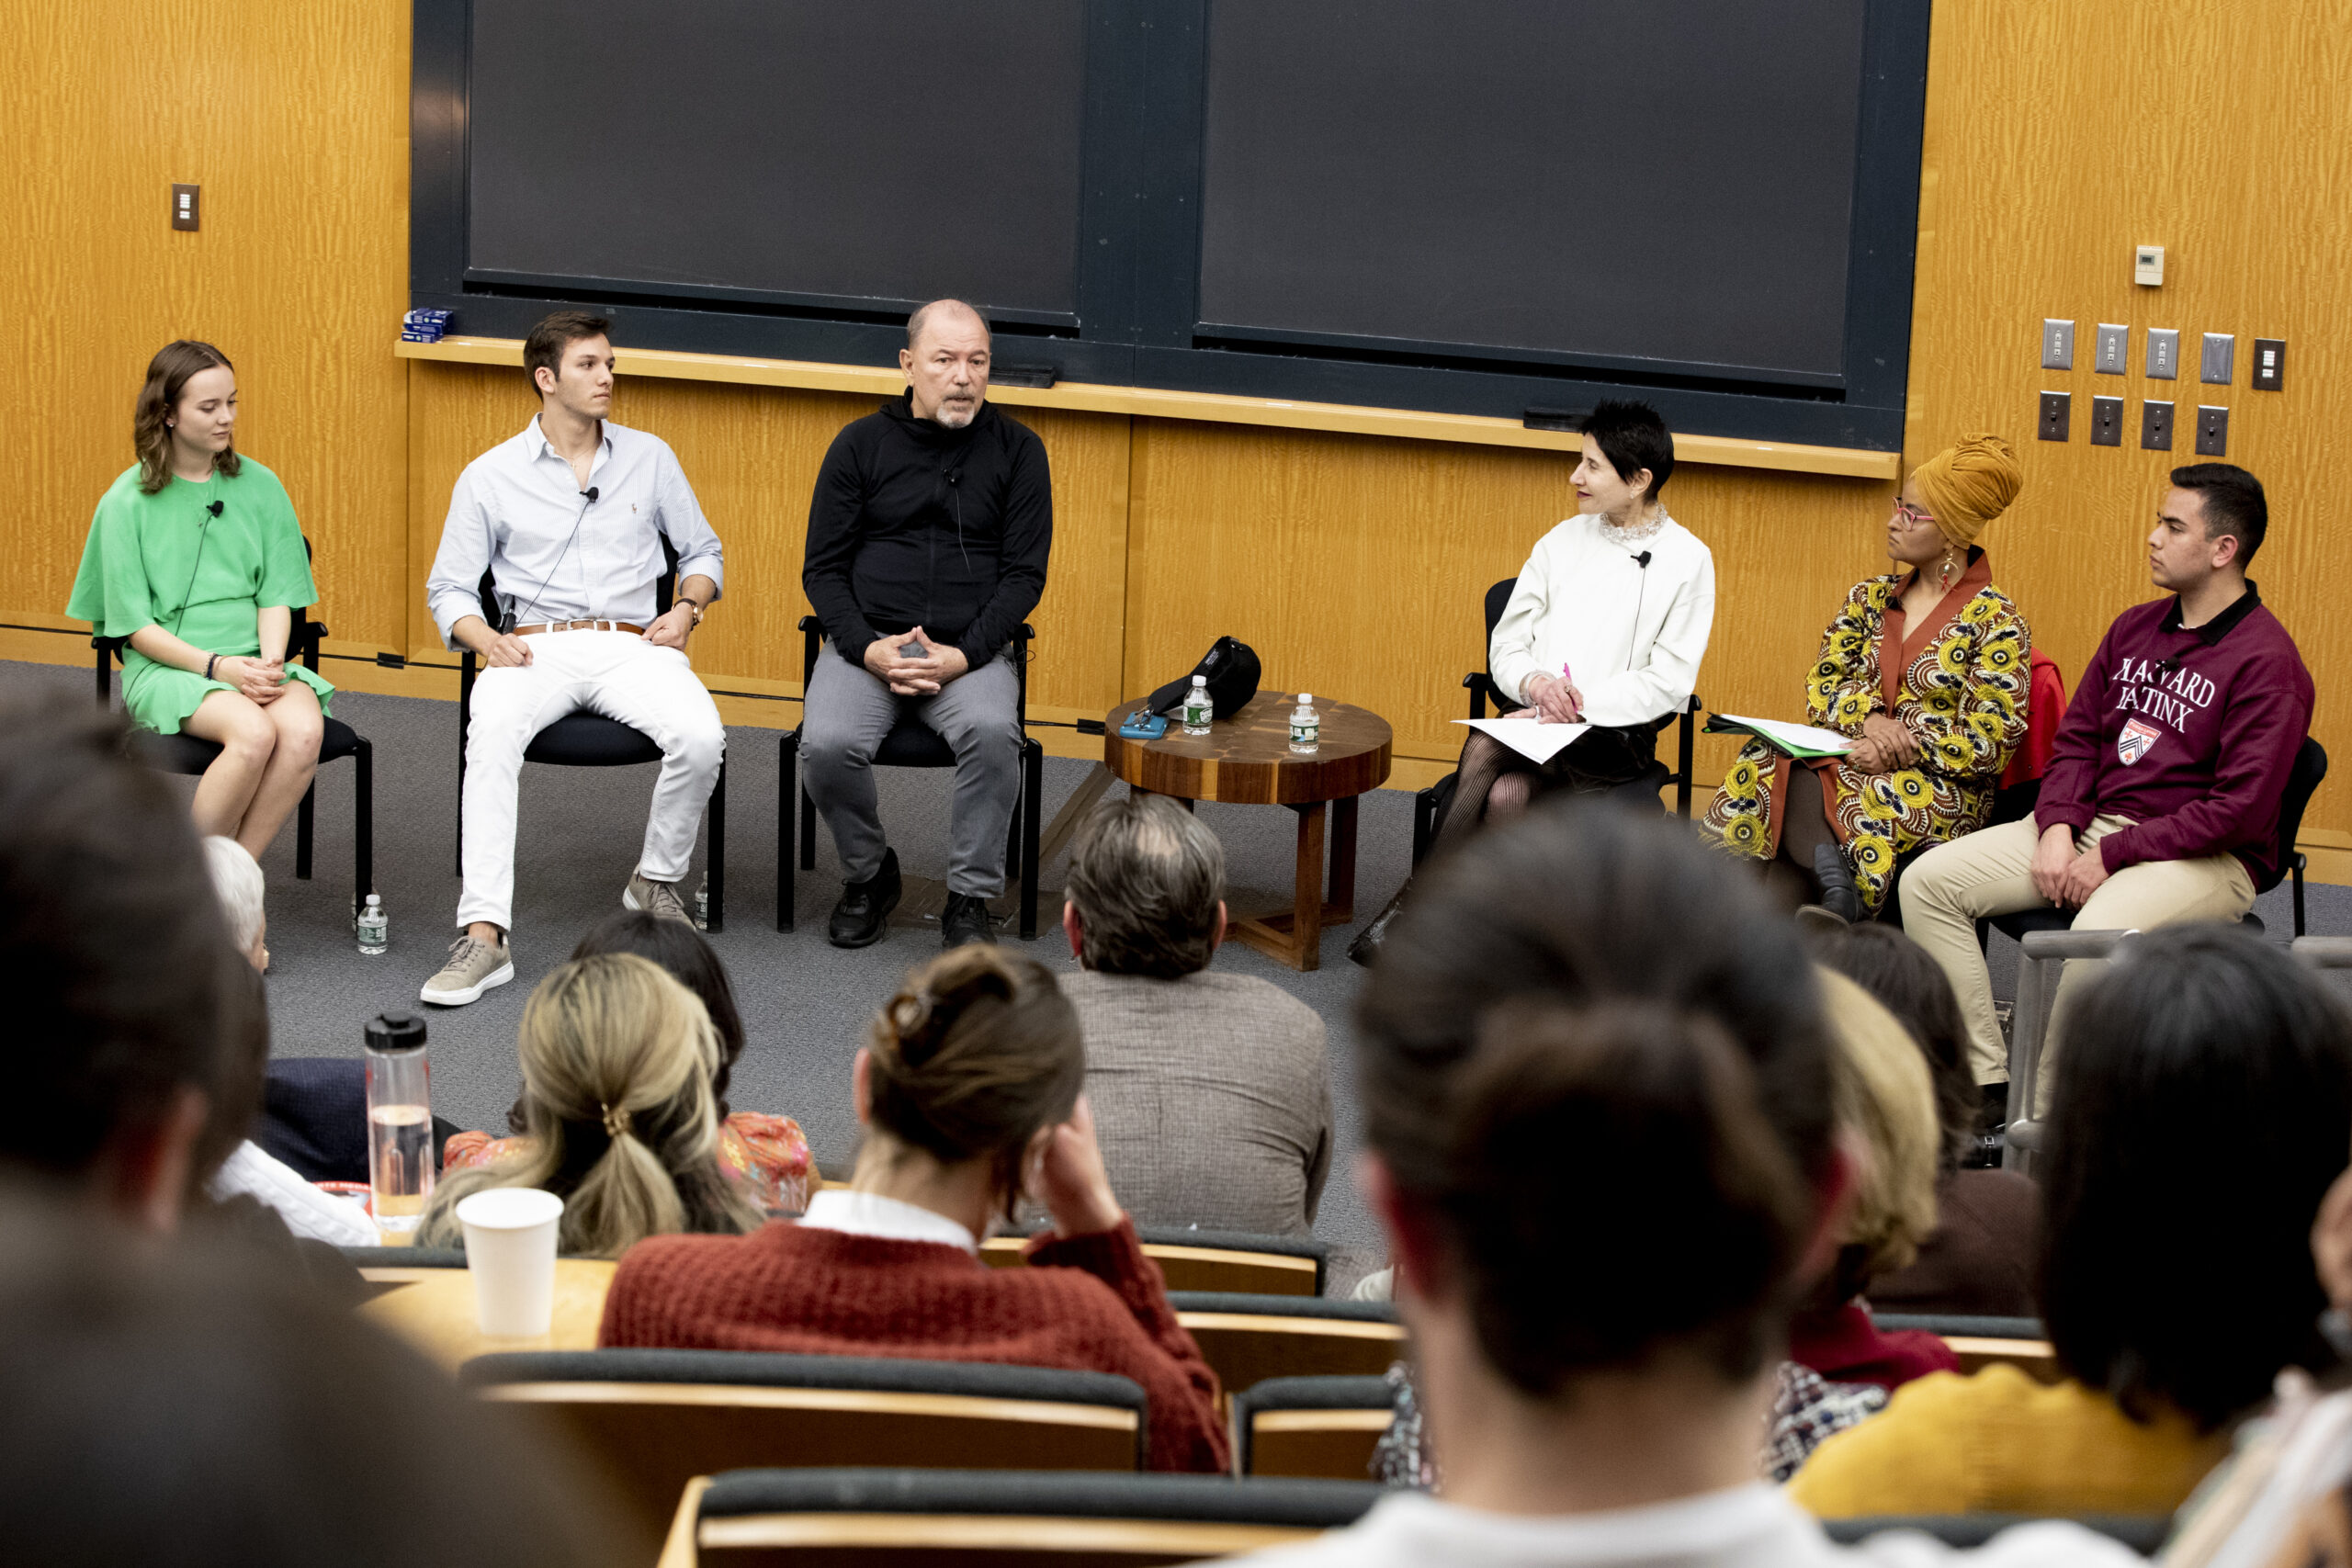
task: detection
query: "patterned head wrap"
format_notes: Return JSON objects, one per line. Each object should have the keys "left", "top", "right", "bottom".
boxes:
{"left": 1909, "top": 434, "right": 2023, "bottom": 549}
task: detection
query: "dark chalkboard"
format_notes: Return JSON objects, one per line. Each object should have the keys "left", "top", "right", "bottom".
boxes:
{"left": 1196, "top": 0, "right": 1871, "bottom": 384}
{"left": 465, "top": 0, "right": 1090, "bottom": 322}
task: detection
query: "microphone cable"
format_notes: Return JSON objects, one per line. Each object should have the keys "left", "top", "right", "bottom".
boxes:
{"left": 506, "top": 486, "right": 598, "bottom": 632}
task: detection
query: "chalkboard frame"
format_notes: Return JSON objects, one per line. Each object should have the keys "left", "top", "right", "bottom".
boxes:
{"left": 411, "top": 0, "right": 1930, "bottom": 452}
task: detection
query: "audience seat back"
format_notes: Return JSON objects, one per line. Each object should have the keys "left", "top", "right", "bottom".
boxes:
{"left": 980, "top": 1227, "right": 1326, "bottom": 1296}
{"left": 1229, "top": 1375, "right": 1398, "bottom": 1481}
{"left": 1166, "top": 1293, "right": 1406, "bottom": 1393}
{"left": 461, "top": 1351, "right": 1148, "bottom": 1540}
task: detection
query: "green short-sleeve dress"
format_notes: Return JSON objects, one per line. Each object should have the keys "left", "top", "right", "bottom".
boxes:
{"left": 65, "top": 458, "right": 336, "bottom": 736}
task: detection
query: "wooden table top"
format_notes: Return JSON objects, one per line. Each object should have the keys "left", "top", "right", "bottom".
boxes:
{"left": 1102, "top": 694, "right": 1391, "bottom": 805}
{"left": 361, "top": 1259, "right": 616, "bottom": 1369}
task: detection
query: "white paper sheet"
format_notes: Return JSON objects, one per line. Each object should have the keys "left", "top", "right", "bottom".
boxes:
{"left": 1714, "top": 714, "right": 1855, "bottom": 756}
{"left": 1453, "top": 716, "right": 1591, "bottom": 764}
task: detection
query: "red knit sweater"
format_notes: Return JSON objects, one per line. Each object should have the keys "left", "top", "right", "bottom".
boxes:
{"left": 598, "top": 1215, "right": 1229, "bottom": 1473}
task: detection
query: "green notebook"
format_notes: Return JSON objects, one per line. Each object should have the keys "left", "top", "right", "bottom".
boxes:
{"left": 1702, "top": 713, "right": 1855, "bottom": 760}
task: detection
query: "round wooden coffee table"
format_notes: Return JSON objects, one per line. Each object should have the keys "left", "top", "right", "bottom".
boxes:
{"left": 1102, "top": 694, "right": 1392, "bottom": 970}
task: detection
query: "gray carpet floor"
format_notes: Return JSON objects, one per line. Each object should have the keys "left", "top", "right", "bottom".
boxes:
{"left": 16, "top": 654, "right": 2348, "bottom": 1294}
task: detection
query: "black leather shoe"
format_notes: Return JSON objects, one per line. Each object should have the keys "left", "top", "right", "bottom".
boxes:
{"left": 941, "top": 892, "right": 996, "bottom": 948}
{"left": 1348, "top": 878, "right": 1412, "bottom": 968}
{"left": 1812, "top": 843, "right": 1861, "bottom": 923}
{"left": 827, "top": 849, "right": 901, "bottom": 948}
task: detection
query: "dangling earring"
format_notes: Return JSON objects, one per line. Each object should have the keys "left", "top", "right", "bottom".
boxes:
{"left": 1939, "top": 546, "right": 1958, "bottom": 589}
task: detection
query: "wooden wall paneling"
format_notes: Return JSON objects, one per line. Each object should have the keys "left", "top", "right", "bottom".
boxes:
{"left": 1902, "top": 0, "right": 2352, "bottom": 831}
{"left": 0, "top": 0, "right": 413, "bottom": 649}
{"left": 1003, "top": 406, "right": 1130, "bottom": 723}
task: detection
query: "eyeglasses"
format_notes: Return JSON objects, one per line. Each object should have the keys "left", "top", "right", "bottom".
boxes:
{"left": 1893, "top": 500, "right": 1937, "bottom": 528}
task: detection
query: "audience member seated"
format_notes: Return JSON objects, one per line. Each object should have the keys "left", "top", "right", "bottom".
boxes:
{"left": 1057, "top": 793, "right": 1330, "bottom": 1236}
{"left": 193, "top": 836, "right": 376, "bottom": 1247}
{"left": 0, "top": 1179, "right": 634, "bottom": 1567}
{"left": 1807, "top": 922, "right": 2039, "bottom": 1317}
{"left": 446, "top": 909, "right": 811, "bottom": 1213}
{"left": 0, "top": 699, "right": 254, "bottom": 1235}
{"left": 1788, "top": 971, "right": 1955, "bottom": 1393}
{"left": 1227, "top": 806, "right": 2128, "bottom": 1566}
{"left": 1792, "top": 924, "right": 2352, "bottom": 1520}
{"left": 418, "top": 953, "right": 763, "bottom": 1257}
{"left": 1703, "top": 435, "right": 2029, "bottom": 922}
{"left": 599, "top": 946, "right": 1230, "bottom": 1473}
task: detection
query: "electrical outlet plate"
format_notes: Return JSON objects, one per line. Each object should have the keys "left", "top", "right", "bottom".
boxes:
{"left": 2141, "top": 400, "right": 2175, "bottom": 450}
{"left": 2201, "top": 333, "right": 2235, "bottom": 385}
{"left": 2039, "top": 390, "right": 2072, "bottom": 442}
{"left": 2134, "top": 244, "right": 2165, "bottom": 286}
{"left": 2089, "top": 396, "right": 2124, "bottom": 446}
{"left": 2041, "top": 320, "right": 2075, "bottom": 371}
{"left": 171, "top": 183, "right": 199, "bottom": 232}
{"left": 2146, "top": 329, "right": 2179, "bottom": 379}
{"left": 2253, "top": 338, "right": 2285, "bottom": 391}
{"left": 2196, "top": 405, "right": 2229, "bottom": 457}
{"left": 2095, "top": 324, "right": 2130, "bottom": 375}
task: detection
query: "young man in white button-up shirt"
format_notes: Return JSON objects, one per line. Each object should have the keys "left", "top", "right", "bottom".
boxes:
{"left": 419, "top": 311, "right": 726, "bottom": 1006}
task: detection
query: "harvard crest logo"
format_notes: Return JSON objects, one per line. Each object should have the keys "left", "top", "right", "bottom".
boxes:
{"left": 2118, "top": 718, "right": 2161, "bottom": 766}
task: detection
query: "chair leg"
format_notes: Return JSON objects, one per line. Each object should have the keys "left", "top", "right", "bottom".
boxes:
{"left": 1019, "top": 739, "right": 1043, "bottom": 941}
{"left": 295, "top": 781, "right": 317, "bottom": 880}
{"left": 2295, "top": 855, "right": 2309, "bottom": 939}
{"left": 777, "top": 729, "right": 797, "bottom": 932}
{"left": 355, "top": 739, "right": 375, "bottom": 911}
{"left": 1411, "top": 786, "right": 1438, "bottom": 866}
{"left": 706, "top": 756, "right": 727, "bottom": 933}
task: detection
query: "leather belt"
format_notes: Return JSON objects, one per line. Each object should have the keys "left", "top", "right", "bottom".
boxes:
{"left": 514, "top": 620, "right": 645, "bottom": 636}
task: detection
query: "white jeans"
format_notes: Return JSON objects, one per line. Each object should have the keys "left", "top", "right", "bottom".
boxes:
{"left": 458, "top": 630, "right": 724, "bottom": 932}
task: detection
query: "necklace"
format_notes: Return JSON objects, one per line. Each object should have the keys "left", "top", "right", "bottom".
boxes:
{"left": 1599, "top": 510, "right": 1668, "bottom": 548}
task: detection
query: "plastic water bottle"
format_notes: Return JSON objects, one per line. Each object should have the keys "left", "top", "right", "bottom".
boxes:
{"left": 1181, "top": 674, "right": 1214, "bottom": 735}
{"left": 364, "top": 1012, "right": 433, "bottom": 1235}
{"left": 695, "top": 881, "right": 710, "bottom": 931}
{"left": 356, "top": 893, "right": 388, "bottom": 954}
{"left": 1290, "top": 694, "right": 1321, "bottom": 754}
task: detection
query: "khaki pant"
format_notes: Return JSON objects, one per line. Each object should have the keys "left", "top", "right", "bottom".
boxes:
{"left": 1901, "top": 815, "right": 2255, "bottom": 1098}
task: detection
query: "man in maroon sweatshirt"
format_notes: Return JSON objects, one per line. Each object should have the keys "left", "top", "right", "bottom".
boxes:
{"left": 1904, "top": 464, "right": 2312, "bottom": 1111}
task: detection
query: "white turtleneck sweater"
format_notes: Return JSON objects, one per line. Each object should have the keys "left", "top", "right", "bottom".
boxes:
{"left": 1487, "top": 510, "right": 1715, "bottom": 729}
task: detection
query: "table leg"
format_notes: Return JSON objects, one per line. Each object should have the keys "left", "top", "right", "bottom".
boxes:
{"left": 1328, "top": 795, "right": 1358, "bottom": 924}
{"left": 1291, "top": 800, "right": 1327, "bottom": 968}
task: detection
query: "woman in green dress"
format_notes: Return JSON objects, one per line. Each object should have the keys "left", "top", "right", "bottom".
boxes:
{"left": 67, "top": 341, "right": 334, "bottom": 860}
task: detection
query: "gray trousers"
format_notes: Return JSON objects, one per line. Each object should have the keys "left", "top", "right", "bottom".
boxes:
{"left": 800, "top": 648, "right": 1023, "bottom": 897}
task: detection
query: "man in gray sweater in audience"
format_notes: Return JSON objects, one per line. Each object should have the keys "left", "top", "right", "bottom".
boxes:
{"left": 1058, "top": 793, "right": 1331, "bottom": 1237}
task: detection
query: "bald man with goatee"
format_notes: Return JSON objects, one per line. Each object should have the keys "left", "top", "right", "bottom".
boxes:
{"left": 799, "top": 299, "right": 1053, "bottom": 951}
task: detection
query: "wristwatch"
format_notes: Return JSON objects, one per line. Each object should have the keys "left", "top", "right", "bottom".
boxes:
{"left": 684, "top": 599, "right": 707, "bottom": 627}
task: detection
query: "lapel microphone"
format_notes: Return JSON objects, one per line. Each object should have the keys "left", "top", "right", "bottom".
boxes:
{"left": 205, "top": 500, "right": 222, "bottom": 518}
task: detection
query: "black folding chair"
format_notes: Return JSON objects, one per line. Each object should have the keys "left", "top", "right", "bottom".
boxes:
{"left": 1412, "top": 576, "right": 1701, "bottom": 863}
{"left": 454, "top": 539, "right": 726, "bottom": 930}
{"left": 91, "top": 542, "right": 373, "bottom": 919}
{"left": 775, "top": 618, "right": 1043, "bottom": 939}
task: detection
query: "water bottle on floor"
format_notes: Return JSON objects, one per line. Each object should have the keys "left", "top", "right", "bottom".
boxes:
{"left": 365, "top": 1011, "right": 435, "bottom": 1235}
{"left": 695, "top": 881, "right": 709, "bottom": 931}
{"left": 1182, "top": 673, "right": 1214, "bottom": 735}
{"left": 1290, "top": 693, "right": 1321, "bottom": 754}
{"left": 356, "top": 893, "right": 388, "bottom": 954}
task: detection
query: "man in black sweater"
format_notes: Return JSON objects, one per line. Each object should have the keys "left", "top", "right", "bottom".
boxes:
{"left": 800, "top": 299, "right": 1053, "bottom": 948}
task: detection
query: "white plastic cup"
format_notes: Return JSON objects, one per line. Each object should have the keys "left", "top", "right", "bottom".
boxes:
{"left": 456, "top": 1188, "right": 565, "bottom": 1337}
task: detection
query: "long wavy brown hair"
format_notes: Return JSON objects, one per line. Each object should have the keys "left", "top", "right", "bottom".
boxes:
{"left": 134, "top": 341, "right": 241, "bottom": 494}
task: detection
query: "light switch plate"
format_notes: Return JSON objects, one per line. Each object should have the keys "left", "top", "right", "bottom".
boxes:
{"left": 2201, "top": 333, "right": 2235, "bottom": 385}
{"left": 171, "top": 183, "right": 199, "bottom": 232}
{"left": 2146, "top": 329, "right": 2179, "bottom": 379}
{"left": 2253, "top": 338, "right": 2285, "bottom": 391}
{"left": 2041, "top": 320, "right": 2076, "bottom": 370}
{"left": 2141, "top": 400, "right": 2174, "bottom": 450}
{"left": 2039, "top": 390, "right": 2072, "bottom": 442}
{"left": 2134, "top": 244, "right": 2165, "bottom": 286}
{"left": 2089, "top": 395, "right": 2124, "bottom": 446}
{"left": 2195, "top": 405, "right": 2230, "bottom": 456}
{"left": 2094, "top": 324, "right": 2130, "bottom": 375}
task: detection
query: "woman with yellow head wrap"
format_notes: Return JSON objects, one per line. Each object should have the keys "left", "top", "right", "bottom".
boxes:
{"left": 1702, "top": 435, "right": 2032, "bottom": 920}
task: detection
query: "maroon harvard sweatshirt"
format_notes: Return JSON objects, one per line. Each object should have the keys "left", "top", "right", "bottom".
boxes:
{"left": 2036, "top": 583, "right": 2312, "bottom": 884}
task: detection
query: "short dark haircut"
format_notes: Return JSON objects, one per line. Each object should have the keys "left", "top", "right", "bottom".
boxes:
{"left": 1359, "top": 807, "right": 1833, "bottom": 1394}
{"left": 2043, "top": 925, "right": 2352, "bottom": 1430}
{"left": 571, "top": 909, "right": 746, "bottom": 1116}
{"left": 1803, "top": 922, "right": 1978, "bottom": 1171}
{"left": 1579, "top": 399, "right": 1675, "bottom": 501}
{"left": 0, "top": 701, "right": 244, "bottom": 1182}
{"left": 2171, "top": 462, "right": 2267, "bottom": 566}
{"left": 523, "top": 310, "right": 613, "bottom": 394}
{"left": 906, "top": 299, "right": 992, "bottom": 351}
{"left": 1066, "top": 794, "right": 1226, "bottom": 979}
{"left": 0, "top": 1183, "right": 637, "bottom": 1566}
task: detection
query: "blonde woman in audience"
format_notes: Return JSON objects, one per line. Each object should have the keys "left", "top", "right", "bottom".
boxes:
{"left": 1231, "top": 807, "right": 2127, "bottom": 1567}
{"left": 418, "top": 953, "right": 761, "bottom": 1258}
{"left": 1792, "top": 925, "right": 2352, "bottom": 1521}
{"left": 1785, "top": 970, "right": 1953, "bottom": 1391}
{"left": 598, "top": 945, "right": 1229, "bottom": 1473}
